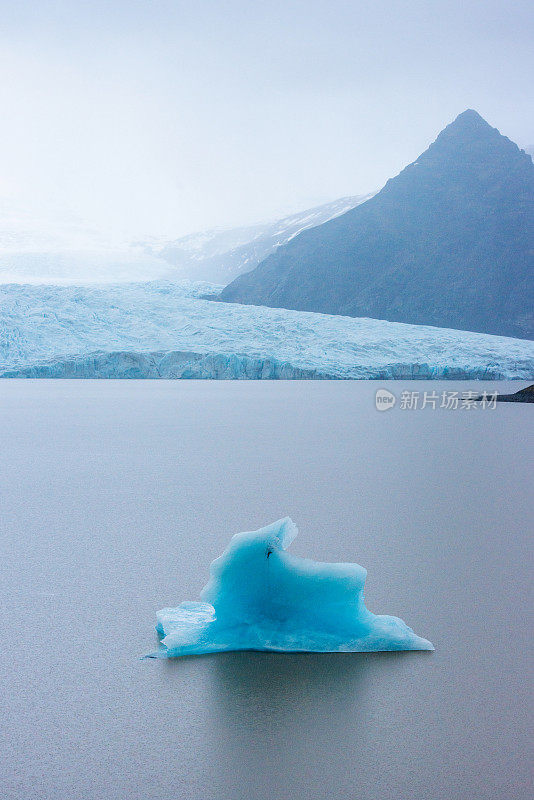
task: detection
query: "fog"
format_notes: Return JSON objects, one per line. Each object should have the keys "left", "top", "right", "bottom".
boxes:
{"left": 0, "top": 0, "right": 532, "bottom": 240}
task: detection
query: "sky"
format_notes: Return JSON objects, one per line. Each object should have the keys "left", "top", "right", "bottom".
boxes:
{"left": 0, "top": 0, "right": 532, "bottom": 240}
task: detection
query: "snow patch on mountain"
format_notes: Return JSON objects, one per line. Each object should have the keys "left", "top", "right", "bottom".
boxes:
{"left": 148, "top": 195, "right": 372, "bottom": 283}
{"left": 0, "top": 196, "right": 372, "bottom": 286}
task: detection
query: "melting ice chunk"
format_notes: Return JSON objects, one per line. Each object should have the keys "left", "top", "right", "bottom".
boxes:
{"left": 151, "top": 518, "right": 434, "bottom": 657}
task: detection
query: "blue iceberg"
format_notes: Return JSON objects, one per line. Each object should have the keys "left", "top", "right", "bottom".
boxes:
{"left": 151, "top": 518, "right": 434, "bottom": 657}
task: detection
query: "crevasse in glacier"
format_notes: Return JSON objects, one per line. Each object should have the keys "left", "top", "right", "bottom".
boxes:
{"left": 2, "top": 281, "right": 534, "bottom": 379}
{"left": 151, "top": 518, "right": 434, "bottom": 657}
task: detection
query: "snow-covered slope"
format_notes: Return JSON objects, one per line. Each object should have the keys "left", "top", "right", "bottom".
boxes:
{"left": 0, "top": 203, "right": 170, "bottom": 285}
{"left": 147, "top": 195, "right": 372, "bottom": 284}
{"left": 0, "top": 196, "right": 370, "bottom": 286}
{"left": 1, "top": 282, "right": 533, "bottom": 379}
{"left": 0, "top": 248, "right": 173, "bottom": 286}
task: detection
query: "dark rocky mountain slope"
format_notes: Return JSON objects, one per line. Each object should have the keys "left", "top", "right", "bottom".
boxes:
{"left": 221, "top": 110, "right": 534, "bottom": 339}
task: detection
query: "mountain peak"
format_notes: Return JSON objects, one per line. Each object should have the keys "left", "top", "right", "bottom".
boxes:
{"left": 419, "top": 108, "right": 531, "bottom": 170}
{"left": 221, "top": 111, "right": 534, "bottom": 339}
{"left": 437, "top": 109, "right": 498, "bottom": 142}
{"left": 454, "top": 108, "right": 488, "bottom": 124}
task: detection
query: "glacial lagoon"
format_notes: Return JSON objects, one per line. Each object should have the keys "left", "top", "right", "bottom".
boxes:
{"left": 0, "top": 380, "right": 531, "bottom": 800}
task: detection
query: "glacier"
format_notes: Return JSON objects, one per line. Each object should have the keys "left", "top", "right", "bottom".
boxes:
{"left": 1, "top": 280, "right": 533, "bottom": 379}
{"left": 151, "top": 518, "right": 434, "bottom": 657}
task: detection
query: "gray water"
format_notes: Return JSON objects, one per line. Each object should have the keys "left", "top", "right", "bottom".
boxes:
{"left": 0, "top": 380, "right": 532, "bottom": 800}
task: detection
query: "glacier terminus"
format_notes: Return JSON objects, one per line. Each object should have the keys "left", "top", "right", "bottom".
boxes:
{"left": 1, "top": 281, "right": 533, "bottom": 379}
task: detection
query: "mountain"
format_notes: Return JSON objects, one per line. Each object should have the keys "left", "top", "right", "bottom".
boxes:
{"left": 1, "top": 281, "right": 533, "bottom": 379}
{"left": 0, "top": 196, "right": 370, "bottom": 285}
{"left": 145, "top": 195, "right": 372, "bottom": 283}
{"left": 220, "top": 110, "right": 534, "bottom": 339}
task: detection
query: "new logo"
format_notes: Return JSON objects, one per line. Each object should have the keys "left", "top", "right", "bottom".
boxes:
{"left": 375, "top": 388, "right": 396, "bottom": 411}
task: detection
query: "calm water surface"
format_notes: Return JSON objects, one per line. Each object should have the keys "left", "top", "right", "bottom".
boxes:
{"left": 0, "top": 380, "right": 532, "bottom": 800}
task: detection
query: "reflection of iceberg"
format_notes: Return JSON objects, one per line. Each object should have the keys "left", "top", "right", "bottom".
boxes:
{"left": 151, "top": 519, "right": 433, "bottom": 657}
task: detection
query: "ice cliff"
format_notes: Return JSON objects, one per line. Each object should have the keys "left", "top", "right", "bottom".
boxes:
{"left": 1, "top": 281, "right": 533, "bottom": 379}
{"left": 151, "top": 518, "right": 434, "bottom": 657}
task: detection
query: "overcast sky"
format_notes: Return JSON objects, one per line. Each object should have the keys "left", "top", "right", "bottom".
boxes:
{"left": 0, "top": 0, "right": 532, "bottom": 239}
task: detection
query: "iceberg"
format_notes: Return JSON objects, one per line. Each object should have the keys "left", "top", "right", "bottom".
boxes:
{"left": 151, "top": 518, "right": 433, "bottom": 657}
